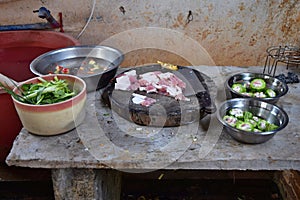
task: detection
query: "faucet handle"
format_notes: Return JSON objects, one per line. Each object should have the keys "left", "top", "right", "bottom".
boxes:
{"left": 33, "top": 7, "right": 51, "bottom": 19}
{"left": 32, "top": 7, "right": 63, "bottom": 32}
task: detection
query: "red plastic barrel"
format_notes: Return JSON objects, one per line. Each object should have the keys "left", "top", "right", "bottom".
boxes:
{"left": 0, "top": 30, "right": 80, "bottom": 162}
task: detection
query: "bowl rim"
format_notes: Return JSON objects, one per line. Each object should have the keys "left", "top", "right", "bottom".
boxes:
{"left": 217, "top": 98, "right": 289, "bottom": 136}
{"left": 29, "top": 45, "right": 124, "bottom": 78}
{"left": 225, "top": 72, "right": 289, "bottom": 100}
{"left": 12, "top": 74, "right": 86, "bottom": 107}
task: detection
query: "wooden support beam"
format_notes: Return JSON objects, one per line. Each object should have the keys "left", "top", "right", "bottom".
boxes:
{"left": 274, "top": 170, "right": 300, "bottom": 200}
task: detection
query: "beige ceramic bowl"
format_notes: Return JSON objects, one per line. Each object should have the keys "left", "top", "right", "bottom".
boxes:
{"left": 12, "top": 74, "right": 87, "bottom": 136}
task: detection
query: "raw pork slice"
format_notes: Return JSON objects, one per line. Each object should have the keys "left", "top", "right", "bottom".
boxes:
{"left": 114, "top": 70, "right": 140, "bottom": 91}
{"left": 132, "top": 93, "right": 157, "bottom": 107}
{"left": 114, "top": 69, "right": 189, "bottom": 102}
{"left": 139, "top": 71, "right": 189, "bottom": 101}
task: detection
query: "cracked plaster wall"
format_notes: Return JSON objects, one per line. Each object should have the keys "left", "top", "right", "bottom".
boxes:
{"left": 0, "top": 0, "right": 299, "bottom": 67}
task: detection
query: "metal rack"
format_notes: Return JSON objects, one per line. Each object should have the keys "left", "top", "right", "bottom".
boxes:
{"left": 263, "top": 45, "right": 300, "bottom": 76}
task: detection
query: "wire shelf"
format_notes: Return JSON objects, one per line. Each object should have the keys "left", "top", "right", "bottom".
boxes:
{"left": 263, "top": 45, "right": 300, "bottom": 76}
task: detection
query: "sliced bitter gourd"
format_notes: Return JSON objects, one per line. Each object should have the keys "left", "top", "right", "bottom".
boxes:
{"left": 223, "top": 108, "right": 279, "bottom": 133}
{"left": 236, "top": 121, "right": 254, "bottom": 132}
{"left": 266, "top": 89, "right": 276, "bottom": 98}
{"left": 229, "top": 108, "right": 244, "bottom": 119}
{"left": 223, "top": 115, "right": 238, "bottom": 127}
{"left": 243, "top": 111, "right": 253, "bottom": 120}
{"left": 231, "top": 83, "right": 246, "bottom": 93}
{"left": 245, "top": 118, "right": 257, "bottom": 128}
{"left": 253, "top": 128, "right": 262, "bottom": 132}
{"left": 266, "top": 123, "right": 279, "bottom": 131}
{"left": 250, "top": 78, "right": 266, "bottom": 91}
{"left": 257, "top": 119, "right": 268, "bottom": 131}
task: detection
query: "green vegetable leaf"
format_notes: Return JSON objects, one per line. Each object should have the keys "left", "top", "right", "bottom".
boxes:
{"left": 1, "top": 76, "right": 77, "bottom": 105}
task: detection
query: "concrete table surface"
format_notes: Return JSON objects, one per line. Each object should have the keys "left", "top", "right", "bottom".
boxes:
{"left": 6, "top": 66, "right": 300, "bottom": 199}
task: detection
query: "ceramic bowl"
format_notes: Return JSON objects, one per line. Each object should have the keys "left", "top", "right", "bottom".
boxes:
{"left": 12, "top": 74, "right": 87, "bottom": 136}
{"left": 217, "top": 98, "right": 289, "bottom": 144}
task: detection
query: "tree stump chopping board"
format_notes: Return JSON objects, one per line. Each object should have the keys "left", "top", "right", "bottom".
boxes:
{"left": 102, "top": 64, "right": 216, "bottom": 127}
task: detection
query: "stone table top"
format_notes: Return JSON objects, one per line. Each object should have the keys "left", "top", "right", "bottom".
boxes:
{"left": 6, "top": 66, "right": 300, "bottom": 171}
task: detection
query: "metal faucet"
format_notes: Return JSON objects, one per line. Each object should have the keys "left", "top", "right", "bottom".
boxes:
{"left": 33, "top": 7, "right": 61, "bottom": 29}
{"left": 0, "top": 7, "right": 63, "bottom": 32}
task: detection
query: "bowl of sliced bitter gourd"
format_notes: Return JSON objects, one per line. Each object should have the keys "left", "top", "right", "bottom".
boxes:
{"left": 225, "top": 72, "right": 288, "bottom": 104}
{"left": 217, "top": 98, "right": 289, "bottom": 144}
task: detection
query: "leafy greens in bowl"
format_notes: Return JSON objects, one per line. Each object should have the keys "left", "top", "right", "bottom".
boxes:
{"left": 11, "top": 74, "right": 87, "bottom": 136}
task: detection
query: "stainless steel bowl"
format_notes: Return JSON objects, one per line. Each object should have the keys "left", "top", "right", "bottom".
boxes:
{"left": 217, "top": 98, "right": 289, "bottom": 144}
{"left": 225, "top": 72, "right": 288, "bottom": 104}
{"left": 30, "top": 45, "right": 124, "bottom": 92}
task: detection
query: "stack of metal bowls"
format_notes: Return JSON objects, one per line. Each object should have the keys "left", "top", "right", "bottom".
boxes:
{"left": 217, "top": 72, "right": 289, "bottom": 144}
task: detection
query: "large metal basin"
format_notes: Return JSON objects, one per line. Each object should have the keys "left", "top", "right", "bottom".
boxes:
{"left": 217, "top": 98, "right": 289, "bottom": 144}
{"left": 30, "top": 45, "right": 124, "bottom": 92}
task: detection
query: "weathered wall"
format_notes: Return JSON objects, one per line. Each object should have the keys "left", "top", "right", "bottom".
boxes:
{"left": 0, "top": 0, "right": 299, "bottom": 67}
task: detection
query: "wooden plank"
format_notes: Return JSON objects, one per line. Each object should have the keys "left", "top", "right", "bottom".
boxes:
{"left": 274, "top": 170, "right": 300, "bottom": 200}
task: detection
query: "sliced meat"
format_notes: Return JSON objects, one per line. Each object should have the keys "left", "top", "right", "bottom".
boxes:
{"left": 132, "top": 93, "right": 157, "bottom": 107}
{"left": 115, "top": 69, "right": 189, "bottom": 102}
{"left": 115, "top": 70, "right": 139, "bottom": 90}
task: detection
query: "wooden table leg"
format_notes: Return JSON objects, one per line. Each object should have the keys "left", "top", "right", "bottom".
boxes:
{"left": 51, "top": 168, "right": 122, "bottom": 200}
{"left": 274, "top": 170, "right": 300, "bottom": 200}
